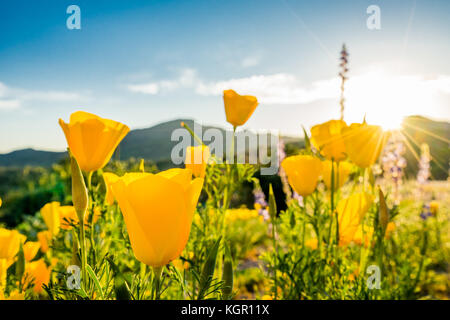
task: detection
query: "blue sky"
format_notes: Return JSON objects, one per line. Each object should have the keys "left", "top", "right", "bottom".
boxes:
{"left": 0, "top": 0, "right": 449, "bottom": 152}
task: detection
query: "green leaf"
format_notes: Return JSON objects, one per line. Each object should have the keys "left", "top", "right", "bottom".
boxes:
{"left": 302, "top": 126, "right": 312, "bottom": 152}
{"left": 221, "top": 243, "right": 234, "bottom": 300}
{"left": 198, "top": 236, "right": 222, "bottom": 300}
{"left": 106, "top": 256, "right": 132, "bottom": 300}
{"left": 269, "top": 184, "right": 277, "bottom": 221}
{"left": 86, "top": 264, "right": 104, "bottom": 299}
{"left": 378, "top": 187, "right": 389, "bottom": 230}
{"left": 71, "top": 231, "right": 81, "bottom": 267}
{"left": 15, "top": 242, "right": 25, "bottom": 280}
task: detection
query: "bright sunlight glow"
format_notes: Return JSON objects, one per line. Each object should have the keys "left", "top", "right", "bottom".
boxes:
{"left": 344, "top": 67, "right": 437, "bottom": 131}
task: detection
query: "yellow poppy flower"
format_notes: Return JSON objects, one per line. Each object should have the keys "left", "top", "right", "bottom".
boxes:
{"left": 23, "top": 259, "right": 51, "bottom": 294}
{"left": 40, "top": 202, "right": 61, "bottom": 237}
{"left": 185, "top": 145, "right": 210, "bottom": 178}
{"left": 322, "top": 160, "right": 353, "bottom": 191}
{"left": 0, "top": 228, "right": 26, "bottom": 267}
{"left": 91, "top": 206, "right": 102, "bottom": 224}
{"left": 385, "top": 222, "right": 396, "bottom": 239}
{"left": 0, "top": 258, "right": 6, "bottom": 292}
{"left": 430, "top": 201, "right": 439, "bottom": 216}
{"left": 342, "top": 122, "right": 390, "bottom": 168}
{"left": 59, "top": 111, "right": 130, "bottom": 172}
{"left": 3, "top": 291, "right": 25, "bottom": 300}
{"left": 59, "top": 205, "right": 78, "bottom": 230}
{"left": 59, "top": 205, "right": 100, "bottom": 229}
{"left": 111, "top": 168, "right": 204, "bottom": 267}
{"left": 281, "top": 155, "right": 323, "bottom": 197}
{"left": 311, "top": 120, "right": 348, "bottom": 161}
{"left": 0, "top": 197, "right": 2, "bottom": 207}
{"left": 305, "top": 238, "right": 318, "bottom": 250}
{"left": 103, "top": 172, "right": 120, "bottom": 205}
{"left": 225, "top": 208, "right": 259, "bottom": 224}
{"left": 337, "top": 193, "right": 374, "bottom": 246}
{"left": 23, "top": 241, "right": 40, "bottom": 262}
{"left": 37, "top": 231, "right": 51, "bottom": 253}
{"left": 352, "top": 225, "right": 374, "bottom": 247}
{"left": 223, "top": 89, "right": 258, "bottom": 127}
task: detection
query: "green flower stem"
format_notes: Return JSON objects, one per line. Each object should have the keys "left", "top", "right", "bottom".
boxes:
{"left": 271, "top": 211, "right": 278, "bottom": 300}
{"left": 87, "top": 171, "right": 93, "bottom": 190}
{"left": 327, "top": 158, "right": 335, "bottom": 248}
{"left": 78, "top": 212, "right": 88, "bottom": 291}
{"left": 181, "top": 121, "right": 204, "bottom": 146}
{"left": 152, "top": 266, "right": 164, "bottom": 300}
{"left": 410, "top": 221, "right": 428, "bottom": 297}
{"left": 217, "top": 126, "right": 236, "bottom": 286}
{"left": 302, "top": 196, "right": 309, "bottom": 247}
{"left": 335, "top": 162, "right": 340, "bottom": 245}
{"left": 87, "top": 171, "right": 97, "bottom": 266}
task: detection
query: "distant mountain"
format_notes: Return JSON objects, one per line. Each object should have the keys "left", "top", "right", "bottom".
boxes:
{"left": 117, "top": 119, "right": 226, "bottom": 163}
{"left": 0, "top": 116, "right": 448, "bottom": 180}
{"left": 0, "top": 119, "right": 284, "bottom": 169}
{"left": 0, "top": 148, "right": 66, "bottom": 168}
{"left": 402, "top": 116, "right": 450, "bottom": 180}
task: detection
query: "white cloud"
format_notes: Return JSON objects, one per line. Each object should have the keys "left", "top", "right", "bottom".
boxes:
{"left": 0, "top": 81, "right": 86, "bottom": 110}
{"left": 126, "top": 68, "right": 450, "bottom": 108}
{"left": 18, "top": 90, "right": 84, "bottom": 102}
{"left": 195, "top": 74, "right": 339, "bottom": 104}
{"left": 126, "top": 69, "right": 339, "bottom": 104}
{"left": 0, "top": 99, "right": 20, "bottom": 110}
{"left": 0, "top": 83, "right": 8, "bottom": 97}
{"left": 126, "top": 68, "right": 198, "bottom": 95}
{"left": 241, "top": 56, "right": 261, "bottom": 68}
{"left": 128, "top": 83, "right": 160, "bottom": 94}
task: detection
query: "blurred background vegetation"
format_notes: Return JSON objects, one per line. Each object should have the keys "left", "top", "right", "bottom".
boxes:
{"left": 0, "top": 115, "right": 448, "bottom": 228}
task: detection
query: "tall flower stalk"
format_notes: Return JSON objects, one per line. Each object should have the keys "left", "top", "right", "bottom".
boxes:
{"left": 69, "top": 151, "right": 89, "bottom": 290}
{"left": 278, "top": 138, "right": 293, "bottom": 202}
{"left": 381, "top": 133, "right": 407, "bottom": 204}
{"left": 339, "top": 44, "right": 349, "bottom": 120}
{"left": 416, "top": 143, "right": 431, "bottom": 198}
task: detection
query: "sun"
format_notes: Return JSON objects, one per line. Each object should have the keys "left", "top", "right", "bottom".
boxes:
{"left": 344, "top": 67, "right": 430, "bottom": 131}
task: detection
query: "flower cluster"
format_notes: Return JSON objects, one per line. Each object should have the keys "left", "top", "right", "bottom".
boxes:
{"left": 253, "top": 187, "right": 269, "bottom": 221}
{"left": 417, "top": 143, "right": 431, "bottom": 185}
{"left": 381, "top": 134, "right": 407, "bottom": 203}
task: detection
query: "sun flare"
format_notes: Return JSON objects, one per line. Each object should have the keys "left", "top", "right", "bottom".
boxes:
{"left": 344, "top": 68, "right": 434, "bottom": 131}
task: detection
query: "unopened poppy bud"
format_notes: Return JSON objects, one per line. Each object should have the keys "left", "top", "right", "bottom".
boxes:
{"left": 70, "top": 150, "right": 88, "bottom": 222}
{"left": 378, "top": 187, "right": 389, "bottom": 230}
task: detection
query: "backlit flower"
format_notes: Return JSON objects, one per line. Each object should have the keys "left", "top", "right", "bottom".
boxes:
{"left": 59, "top": 111, "right": 130, "bottom": 172}
{"left": 343, "top": 122, "right": 390, "bottom": 168}
{"left": 40, "top": 202, "right": 60, "bottom": 237}
{"left": 185, "top": 145, "right": 210, "bottom": 178}
{"left": 103, "top": 172, "right": 120, "bottom": 205}
{"left": 223, "top": 89, "right": 258, "bottom": 127}
{"left": 321, "top": 160, "right": 353, "bottom": 191}
{"left": 23, "top": 241, "right": 40, "bottom": 262}
{"left": 311, "top": 120, "right": 348, "bottom": 161}
{"left": 337, "top": 192, "right": 374, "bottom": 246}
{"left": 281, "top": 155, "right": 323, "bottom": 197}
{"left": 0, "top": 228, "right": 26, "bottom": 267}
{"left": 37, "top": 231, "right": 51, "bottom": 253}
{"left": 23, "top": 259, "right": 51, "bottom": 294}
{"left": 111, "top": 169, "right": 204, "bottom": 267}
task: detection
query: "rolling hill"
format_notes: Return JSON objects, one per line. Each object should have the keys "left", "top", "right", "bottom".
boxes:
{"left": 0, "top": 119, "right": 280, "bottom": 169}
{"left": 0, "top": 116, "right": 448, "bottom": 179}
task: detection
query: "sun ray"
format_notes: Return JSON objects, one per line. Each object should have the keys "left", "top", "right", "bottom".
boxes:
{"left": 402, "top": 121, "right": 450, "bottom": 144}
{"left": 399, "top": 130, "right": 448, "bottom": 177}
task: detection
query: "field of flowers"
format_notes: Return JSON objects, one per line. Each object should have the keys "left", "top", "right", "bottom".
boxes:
{"left": 0, "top": 90, "right": 448, "bottom": 300}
